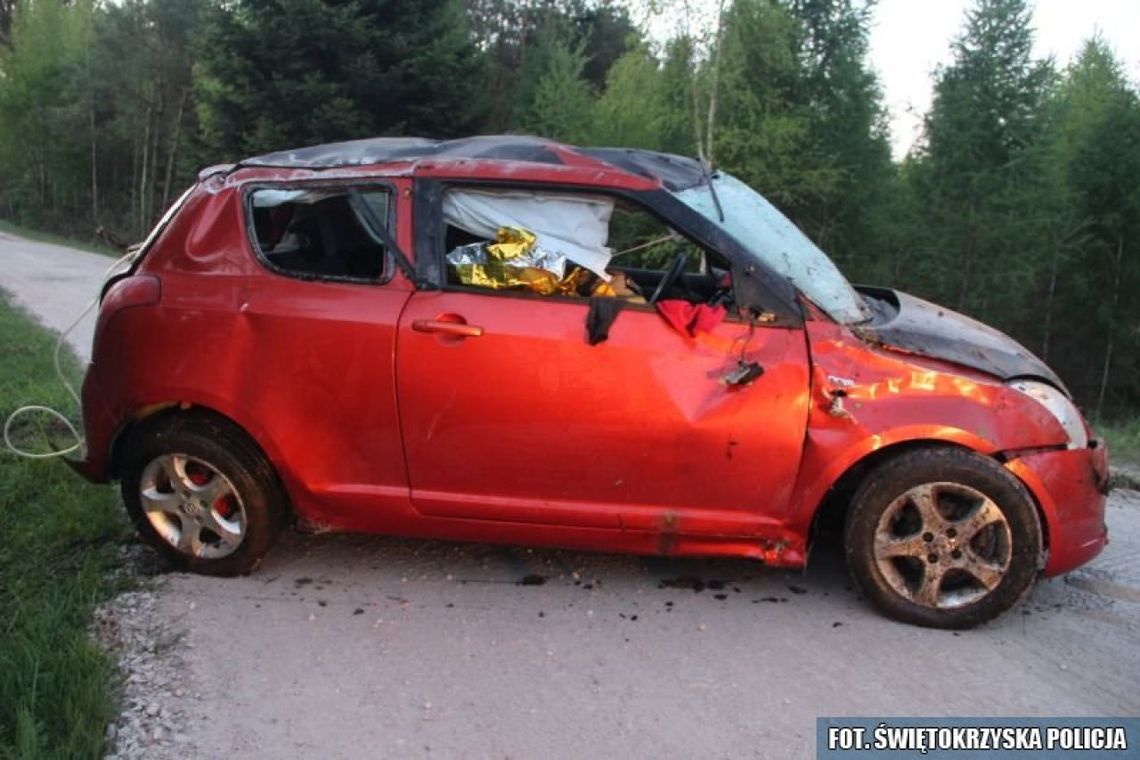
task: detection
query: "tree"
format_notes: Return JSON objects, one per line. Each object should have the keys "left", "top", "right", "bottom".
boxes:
{"left": 1043, "top": 39, "right": 1140, "bottom": 414}
{"left": 86, "top": 0, "right": 205, "bottom": 236}
{"left": 465, "top": 0, "right": 637, "bottom": 132}
{"left": 519, "top": 35, "right": 596, "bottom": 142}
{"left": 592, "top": 43, "right": 670, "bottom": 149}
{"left": 194, "top": 0, "right": 487, "bottom": 161}
{"left": 0, "top": 0, "right": 15, "bottom": 48}
{"left": 786, "top": 0, "right": 893, "bottom": 271}
{"left": 573, "top": 0, "right": 638, "bottom": 90}
{"left": 712, "top": 0, "right": 828, "bottom": 208}
{"left": 908, "top": 0, "right": 1053, "bottom": 330}
{"left": 0, "top": 0, "right": 92, "bottom": 230}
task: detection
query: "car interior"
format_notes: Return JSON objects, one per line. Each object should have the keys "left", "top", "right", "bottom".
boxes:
{"left": 249, "top": 189, "right": 388, "bottom": 280}
{"left": 442, "top": 191, "right": 734, "bottom": 308}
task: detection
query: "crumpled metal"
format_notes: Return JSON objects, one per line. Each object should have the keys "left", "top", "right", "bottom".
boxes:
{"left": 447, "top": 226, "right": 589, "bottom": 296}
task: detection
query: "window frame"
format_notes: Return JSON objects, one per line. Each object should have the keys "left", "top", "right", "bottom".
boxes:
{"left": 430, "top": 182, "right": 743, "bottom": 319}
{"left": 242, "top": 180, "right": 398, "bottom": 286}
{"left": 417, "top": 178, "right": 803, "bottom": 326}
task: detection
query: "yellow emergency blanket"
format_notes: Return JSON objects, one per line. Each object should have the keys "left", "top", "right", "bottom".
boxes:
{"left": 448, "top": 226, "right": 589, "bottom": 296}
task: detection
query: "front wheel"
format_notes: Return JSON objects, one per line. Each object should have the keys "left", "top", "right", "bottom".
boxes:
{"left": 845, "top": 447, "right": 1042, "bottom": 629}
{"left": 120, "top": 414, "right": 288, "bottom": 576}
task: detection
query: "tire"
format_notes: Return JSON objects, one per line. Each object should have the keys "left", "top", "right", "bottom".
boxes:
{"left": 120, "top": 414, "right": 288, "bottom": 576}
{"left": 845, "top": 447, "right": 1042, "bottom": 629}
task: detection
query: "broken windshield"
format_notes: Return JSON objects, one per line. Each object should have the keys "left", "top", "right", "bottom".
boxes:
{"left": 674, "top": 173, "right": 871, "bottom": 324}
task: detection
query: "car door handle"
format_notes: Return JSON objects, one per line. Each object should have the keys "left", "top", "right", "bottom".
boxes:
{"left": 411, "top": 318, "right": 484, "bottom": 338}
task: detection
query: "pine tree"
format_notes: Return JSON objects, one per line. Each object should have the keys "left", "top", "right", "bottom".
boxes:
{"left": 712, "top": 0, "right": 823, "bottom": 208}
{"left": 591, "top": 44, "right": 669, "bottom": 149}
{"left": 787, "top": 0, "right": 893, "bottom": 271}
{"left": 1044, "top": 39, "right": 1140, "bottom": 413}
{"left": 519, "top": 36, "right": 596, "bottom": 143}
{"left": 909, "top": 0, "right": 1053, "bottom": 328}
{"left": 193, "top": 0, "right": 487, "bottom": 161}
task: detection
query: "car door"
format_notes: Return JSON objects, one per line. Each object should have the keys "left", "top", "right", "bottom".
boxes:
{"left": 235, "top": 180, "right": 415, "bottom": 529}
{"left": 395, "top": 184, "right": 811, "bottom": 539}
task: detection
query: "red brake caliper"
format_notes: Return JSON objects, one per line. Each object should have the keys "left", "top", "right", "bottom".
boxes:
{"left": 187, "top": 463, "right": 234, "bottom": 519}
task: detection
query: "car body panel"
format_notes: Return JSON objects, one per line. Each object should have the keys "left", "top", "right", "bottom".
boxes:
{"left": 397, "top": 290, "right": 810, "bottom": 540}
{"left": 83, "top": 176, "right": 418, "bottom": 528}
{"left": 1006, "top": 445, "right": 1110, "bottom": 576}
{"left": 786, "top": 317, "right": 1104, "bottom": 566}
{"left": 73, "top": 136, "right": 1108, "bottom": 579}
{"left": 857, "top": 286, "right": 1066, "bottom": 391}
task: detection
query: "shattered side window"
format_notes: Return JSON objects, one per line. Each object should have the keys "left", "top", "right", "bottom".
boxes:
{"left": 441, "top": 188, "right": 624, "bottom": 297}
{"left": 249, "top": 188, "right": 389, "bottom": 281}
{"left": 607, "top": 199, "right": 704, "bottom": 272}
{"left": 440, "top": 188, "right": 725, "bottom": 305}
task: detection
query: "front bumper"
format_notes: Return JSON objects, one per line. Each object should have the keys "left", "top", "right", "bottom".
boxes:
{"left": 1005, "top": 442, "right": 1110, "bottom": 577}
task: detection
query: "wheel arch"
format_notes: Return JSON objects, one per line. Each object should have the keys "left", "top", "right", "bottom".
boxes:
{"left": 807, "top": 438, "right": 1049, "bottom": 560}
{"left": 114, "top": 401, "right": 292, "bottom": 575}
{"left": 109, "top": 402, "right": 288, "bottom": 505}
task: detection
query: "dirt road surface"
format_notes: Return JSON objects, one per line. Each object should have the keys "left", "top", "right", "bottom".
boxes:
{"left": 0, "top": 231, "right": 110, "bottom": 361}
{"left": 3, "top": 231, "right": 1138, "bottom": 759}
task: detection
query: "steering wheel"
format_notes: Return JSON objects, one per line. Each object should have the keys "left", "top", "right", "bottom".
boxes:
{"left": 649, "top": 251, "right": 688, "bottom": 305}
{"left": 707, "top": 266, "right": 733, "bottom": 308}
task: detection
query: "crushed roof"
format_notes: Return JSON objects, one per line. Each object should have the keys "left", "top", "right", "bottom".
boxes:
{"left": 237, "top": 135, "right": 706, "bottom": 191}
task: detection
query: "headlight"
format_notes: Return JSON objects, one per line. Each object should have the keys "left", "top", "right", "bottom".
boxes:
{"left": 1009, "top": 380, "right": 1088, "bottom": 449}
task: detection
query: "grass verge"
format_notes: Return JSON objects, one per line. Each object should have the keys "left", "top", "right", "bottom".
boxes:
{"left": 1097, "top": 418, "right": 1140, "bottom": 470}
{"left": 0, "top": 219, "right": 120, "bottom": 259}
{"left": 0, "top": 294, "right": 130, "bottom": 758}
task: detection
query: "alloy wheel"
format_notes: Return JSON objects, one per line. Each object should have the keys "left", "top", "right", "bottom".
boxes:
{"left": 138, "top": 453, "right": 247, "bottom": 559}
{"left": 873, "top": 482, "right": 1012, "bottom": 609}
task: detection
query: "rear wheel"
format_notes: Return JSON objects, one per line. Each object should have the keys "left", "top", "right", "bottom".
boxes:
{"left": 121, "top": 415, "right": 287, "bottom": 576}
{"left": 845, "top": 447, "right": 1042, "bottom": 629}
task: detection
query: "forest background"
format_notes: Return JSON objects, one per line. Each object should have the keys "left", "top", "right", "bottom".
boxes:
{"left": 2, "top": 0, "right": 1139, "bottom": 419}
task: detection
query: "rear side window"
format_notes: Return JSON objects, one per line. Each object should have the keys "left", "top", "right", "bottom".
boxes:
{"left": 248, "top": 187, "right": 390, "bottom": 281}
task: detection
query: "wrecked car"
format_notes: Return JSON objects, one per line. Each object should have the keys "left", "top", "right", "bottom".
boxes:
{"left": 72, "top": 136, "right": 1108, "bottom": 628}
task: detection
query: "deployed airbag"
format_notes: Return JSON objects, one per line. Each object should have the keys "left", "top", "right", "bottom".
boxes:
{"left": 442, "top": 189, "right": 614, "bottom": 278}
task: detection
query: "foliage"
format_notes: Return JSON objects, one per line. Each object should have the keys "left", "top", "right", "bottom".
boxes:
{"left": 0, "top": 0, "right": 92, "bottom": 233}
{"left": 516, "top": 33, "right": 596, "bottom": 142}
{"left": 0, "top": 296, "right": 131, "bottom": 758}
{"left": 1098, "top": 417, "right": 1140, "bottom": 469}
{"left": 467, "top": 0, "right": 636, "bottom": 130}
{"left": 1042, "top": 40, "right": 1140, "bottom": 414}
{"left": 788, "top": 0, "right": 893, "bottom": 269}
{"left": 905, "top": 0, "right": 1054, "bottom": 331}
{"left": 194, "top": 0, "right": 485, "bottom": 160}
{"left": 1, "top": 0, "right": 1140, "bottom": 417}
{"left": 593, "top": 44, "right": 671, "bottom": 149}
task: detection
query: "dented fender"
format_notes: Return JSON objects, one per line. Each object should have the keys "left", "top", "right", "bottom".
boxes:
{"left": 785, "top": 319, "right": 1070, "bottom": 538}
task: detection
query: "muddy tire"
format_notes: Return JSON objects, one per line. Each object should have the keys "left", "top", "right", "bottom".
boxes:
{"left": 120, "top": 414, "right": 287, "bottom": 576}
{"left": 845, "top": 447, "right": 1042, "bottom": 629}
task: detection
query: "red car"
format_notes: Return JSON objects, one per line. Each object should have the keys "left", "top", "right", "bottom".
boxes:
{"left": 73, "top": 136, "right": 1109, "bottom": 628}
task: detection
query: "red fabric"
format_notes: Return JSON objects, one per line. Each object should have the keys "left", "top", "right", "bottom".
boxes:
{"left": 655, "top": 300, "right": 727, "bottom": 338}
{"left": 691, "top": 303, "right": 727, "bottom": 334}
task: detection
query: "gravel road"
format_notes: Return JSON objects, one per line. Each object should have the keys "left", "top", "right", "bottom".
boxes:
{"left": 2, "top": 231, "right": 1138, "bottom": 759}
{"left": 0, "top": 230, "right": 110, "bottom": 361}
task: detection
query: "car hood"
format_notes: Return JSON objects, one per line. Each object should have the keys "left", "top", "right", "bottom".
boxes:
{"left": 854, "top": 286, "right": 1067, "bottom": 394}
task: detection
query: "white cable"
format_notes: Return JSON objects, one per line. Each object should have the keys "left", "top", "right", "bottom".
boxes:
{"left": 3, "top": 405, "right": 84, "bottom": 459}
{"left": 4, "top": 248, "right": 138, "bottom": 460}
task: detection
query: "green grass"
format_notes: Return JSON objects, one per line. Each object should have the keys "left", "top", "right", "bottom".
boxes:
{"left": 1097, "top": 417, "right": 1140, "bottom": 470}
{"left": 0, "top": 295, "right": 131, "bottom": 759}
{"left": 0, "top": 219, "right": 120, "bottom": 259}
